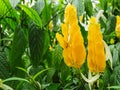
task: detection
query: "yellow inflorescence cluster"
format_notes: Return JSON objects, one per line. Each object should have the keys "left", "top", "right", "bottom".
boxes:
{"left": 56, "top": 4, "right": 86, "bottom": 68}
{"left": 56, "top": 4, "right": 106, "bottom": 72}
{"left": 116, "top": 16, "right": 120, "bottom": 38}
{"left": 87, "top": 17, "right": 106, "bottom": 72}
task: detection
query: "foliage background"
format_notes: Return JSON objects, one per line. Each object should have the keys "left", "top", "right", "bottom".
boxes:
{"left": 0, "top": 0, "right": 120, "bottom": 90}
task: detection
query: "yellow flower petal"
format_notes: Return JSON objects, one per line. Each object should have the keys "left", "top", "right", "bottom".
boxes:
{"left": 56, "top": 33, "right": 66, "bottom": 48}
{"left": 64, "top": 4, "right": 78, "bottom": 25}
{"left": 49, "top": 20, "right": 53, "bottom": 30}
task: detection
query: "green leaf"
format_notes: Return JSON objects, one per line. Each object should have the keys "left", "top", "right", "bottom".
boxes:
{"left": 17, "top": 82, "right": 36, "bottom": 90}
{"left": 0, "top": 0, "right": 19, "bottom": 30}
{"left": 33, "top": 68, "right": 50, "bottom": 80}
{"left": 99, "top": 0, "right": 107, "bottom": 11}
{"left": 16, "top": 67, "right": 27, "bottom": 74}
{"left": 0, "top": 0, "right": 11, "bottom": 16}
{"left": 106, "top": 15, "right": 116, "bottom": 34}
{"left": 103, "top": 66, "right": 111, "bottom": 89}
{"left": 73, "top": 0, "right": 84, "bottom": 16}
{"left": 19, "top": 4, "right": 42, "bottom": 28}
{"left": 9, "top": 26, "right": 27, "bottom": 75}
{"left": 110, "top": 65, "right": 120, "bottom": 86}
{"left": 29, "top": 25, "right": 50, "bottom": 66}
{"left": 46, "top": 68, "right": 55, "bottom": 82}
{"left": 47, "top": 83, "right": 60, "bottom": 90}
{"left": 108, "top": 86, "right": 120, "bottom": 89}
{"left": 0, "top": 51, "right": 10, "bottom": 79}
{"left": 52, "top": 44, "right": 63, "bottom": 68}
{"left": 80, "top": 24, "right": 88, "bottom": 43}
{"left": 112, "top": 48, "right": 119, "bottom": 68}
{"left": 41, "top": 1, "right": 51, "bottom": 25}
{"left": 84, "top": 0, "right": 93, "bottom": 17}
{"left": 3, "top": 77, "right": 29, "bottom": 83}
{"left": 60, "top": 61, "right": 71, "bottom": 83}
{"left": 116, "top": 42, "right": 120, "bottom": 53}
{"left": 112, "top": 0, "right": 120, "bottom": 15}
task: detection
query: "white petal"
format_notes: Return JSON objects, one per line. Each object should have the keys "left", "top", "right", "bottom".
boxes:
{"left": 103, "top": 40, "right": 113, "bottom": 69}
{"left": 81, "top": 73, "right": 100, "bottom": 83}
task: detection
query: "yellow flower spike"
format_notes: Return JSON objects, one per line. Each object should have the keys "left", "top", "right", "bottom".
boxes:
{"left": 56, "top": 4, "right": 86, "bottom": 68}
{"left": 88, "top": 17, "right": 106, "bottom": 73}
{"left": 116, "top": 16, "right": 120, "bottom": 38}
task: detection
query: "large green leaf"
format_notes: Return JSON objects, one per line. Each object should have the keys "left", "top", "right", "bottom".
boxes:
{"left": 29, "top": 25, "right": 50, "bottom": 66}
{"left": 73, "top": 0, "right": 85, "bottom": 16}
{"left": 0, "top": 51, "right": 10, "bottom": 79}
{"left": 9, "top": 26, "right": 27, "bottom": 75}
{"left": 19, "top": 4, "right": 42, "bottom": 28}
{"left": 84, "top": 0, "right": 93, "bottom": 17}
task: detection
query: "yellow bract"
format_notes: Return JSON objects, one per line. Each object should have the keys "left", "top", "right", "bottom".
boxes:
{"left": 56, "top": 4, "right": 86, "bottom": 68}
{"left": 87, "top": 17, "right": 106, "bottom": 72}
{"left": 49, "top": 20, "right": 53, "bottom": 30}
{"left": 116, "top": 16, "right": 120, "bottom": 38}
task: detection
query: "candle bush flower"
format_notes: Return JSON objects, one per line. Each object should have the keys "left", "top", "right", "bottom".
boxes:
{"left": 56, "top": 4, "right": 86, "bottom": 68}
